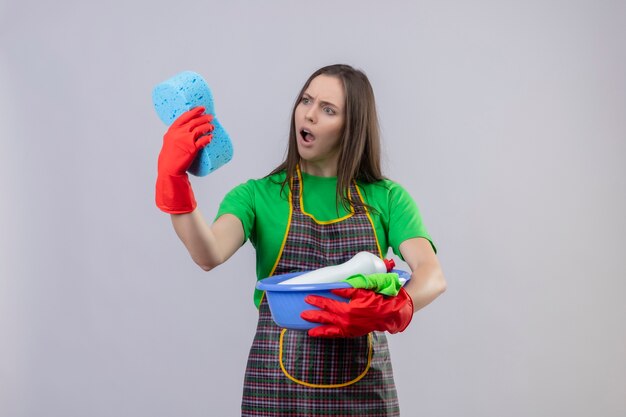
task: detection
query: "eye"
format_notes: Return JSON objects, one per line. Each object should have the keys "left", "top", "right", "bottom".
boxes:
{"left": 323, "top": 106, "right": 336, "bottom": 115}
{"left": 301, "top": 97, "right": 310, "bottom": 104}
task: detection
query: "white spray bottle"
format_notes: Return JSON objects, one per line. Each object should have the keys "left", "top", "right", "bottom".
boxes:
{"left": 279, "top": 251, "right": 395, "bottom": 285}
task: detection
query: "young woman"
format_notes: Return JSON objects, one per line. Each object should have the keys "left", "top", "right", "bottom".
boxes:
{"left": 155, "top": 64, "right": 447, "bottom": 416}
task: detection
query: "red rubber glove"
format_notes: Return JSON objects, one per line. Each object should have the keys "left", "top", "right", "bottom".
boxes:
{"left": 155, "top": 107, "right": 214, "bottom": 213}
{"left": 301, "top": 287, "right": 414, "bottom": 338}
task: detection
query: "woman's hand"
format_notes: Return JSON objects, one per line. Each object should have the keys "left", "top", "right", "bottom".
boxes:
{"left": 301, "top": 287, "right": 414, "bottom": 338}
{"left": 158, "top": 106, "right": 214, "bottom": 176}
{"left": 155, "top": 107, "right": 214, "bottom": 213}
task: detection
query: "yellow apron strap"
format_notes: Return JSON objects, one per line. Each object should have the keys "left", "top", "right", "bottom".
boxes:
{"left": 267, "top": 174, "right": 294, "bottom": 277}
{"left": 278, "top": 329, "right": 373, "bottom": 388}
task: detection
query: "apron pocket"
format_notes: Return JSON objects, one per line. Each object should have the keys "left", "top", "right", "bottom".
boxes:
{"left": 279, "top": 329, "right": 372, "bottom": 388}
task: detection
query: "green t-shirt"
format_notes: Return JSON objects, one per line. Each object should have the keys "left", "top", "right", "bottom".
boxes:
{"left": 215, "top": 170, "right": 435, "bottom": 307}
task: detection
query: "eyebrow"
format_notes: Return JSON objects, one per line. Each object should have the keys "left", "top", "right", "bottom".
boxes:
{"left": 303, "top": 92, "right": 341, "bottom": 110}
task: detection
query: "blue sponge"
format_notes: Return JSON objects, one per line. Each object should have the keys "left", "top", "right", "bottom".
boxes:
{"left": 152, "top": 71, "right": 233, "bottom": 177}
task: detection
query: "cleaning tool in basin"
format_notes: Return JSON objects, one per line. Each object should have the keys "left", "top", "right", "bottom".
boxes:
{"left": 279, "top": 251, "right": 395, "bottom": 285}
{"left": 343, "top": 272, "right": 403, "bottom": 296}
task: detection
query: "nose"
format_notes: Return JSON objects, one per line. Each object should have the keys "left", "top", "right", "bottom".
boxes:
{"left": 304, "top": 106, "right": 316, "bottom": 123}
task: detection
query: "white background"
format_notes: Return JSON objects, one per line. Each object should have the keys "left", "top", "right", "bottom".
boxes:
{"left": 1, "top": 1, "right": 625, "bottom": 416}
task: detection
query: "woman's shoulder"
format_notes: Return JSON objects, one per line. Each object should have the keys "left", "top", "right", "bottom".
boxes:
{"left": 246, "top": 170, "right": 287, "bottom": 191}
{"left": 225, "top": 170, "right": 288, "bottom": 202}
{"left": 230, "top": 170, "right": 287, "bottom": 189}
{"left": 357, "top": 177, "right": 410, "bottom": 198}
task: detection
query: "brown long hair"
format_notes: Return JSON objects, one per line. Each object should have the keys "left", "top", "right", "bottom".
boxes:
{"left": 269, "top": 64, "right": 385, "bottom": 213}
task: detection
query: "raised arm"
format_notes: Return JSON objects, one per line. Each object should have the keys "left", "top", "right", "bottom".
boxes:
{"left": 155, "top": 107, "right": 244, "bottom": 271}
{"left": 171, "top": 210, "right": 244, "bottom": 271}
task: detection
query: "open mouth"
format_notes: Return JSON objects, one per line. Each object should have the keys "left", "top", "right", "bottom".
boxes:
{"left": 300, "top": 129, "right": 315, "bottom": 143}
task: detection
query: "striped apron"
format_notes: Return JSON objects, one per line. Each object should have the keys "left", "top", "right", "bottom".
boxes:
{"left": 241, "top": 169, "right": 400, "bottom": 416}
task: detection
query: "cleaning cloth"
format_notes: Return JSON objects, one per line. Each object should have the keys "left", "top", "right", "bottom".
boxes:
{"left": 342, "top": 272, "right": 402, "bottom": 296}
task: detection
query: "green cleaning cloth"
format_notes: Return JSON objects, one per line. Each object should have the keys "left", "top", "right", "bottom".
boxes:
{"left": 342, "top": 272, "right": 402, "bottom": 296}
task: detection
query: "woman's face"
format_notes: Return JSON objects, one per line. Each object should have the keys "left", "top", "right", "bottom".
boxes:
{"left": 294, "top": 74, "right": 346, "bottom": 175}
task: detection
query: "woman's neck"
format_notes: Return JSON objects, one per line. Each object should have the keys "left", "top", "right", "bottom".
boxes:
{"left": 299, "top": 159, "right": 338, "bottom": 177}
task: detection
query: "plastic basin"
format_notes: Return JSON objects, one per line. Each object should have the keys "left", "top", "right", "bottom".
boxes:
{"left": 256, "top": 269, "right": 411, "bottom": 330}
